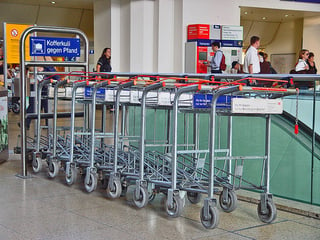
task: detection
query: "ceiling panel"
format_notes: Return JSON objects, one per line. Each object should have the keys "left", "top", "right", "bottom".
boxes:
{"left": 0, "top": 0, "right": 93, "bottom": 9}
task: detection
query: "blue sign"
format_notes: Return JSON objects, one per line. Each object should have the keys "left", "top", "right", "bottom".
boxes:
{"left": 84, "top": 86, "right": 105, "bottom": 99}
{"left": 30, "top": 37, "right": 81, "bottom": 57}
{"left": 193, "top": 94, "right": 235, "bottom": 109}
{"left": 187, "top": 39, "right": 242, "bottom": 48}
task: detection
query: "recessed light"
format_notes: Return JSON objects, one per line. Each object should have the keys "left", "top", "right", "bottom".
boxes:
{"left": 262, "top": 17, "right": 266, "bottom": 20}
{"left": 244, "top": 11, "right": 248, "bottom": 15}
{"left": 51, "top": 1, "right": 56, "bottom": 4}
{"left": 285, "top": 14, "right": 289, "bottom": 17}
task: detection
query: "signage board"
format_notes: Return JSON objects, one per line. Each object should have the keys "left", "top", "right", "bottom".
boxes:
{"left": 5, "top": 23, "right": 31, "bottom": 63}
{"left": 193, "top": 94, "right": 233, "bottom": 109}
{"left": 231, "top": 98, "right": 283, "bottom": 114}
{"left": 30, "top": 37, "right": 81, "bottom": 57}
{"left": 222, "top": 26, "right": 243, "bottom": 40}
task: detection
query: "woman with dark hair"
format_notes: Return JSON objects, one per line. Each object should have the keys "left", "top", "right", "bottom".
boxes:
{"left": 295, "top": 49, "right": 309, "bottom": 73}
{"left": 306, "top": 52, "right": 317, "bottom": 74}
{"left": 96, "top": 48, "right": 112, "bottom": 72}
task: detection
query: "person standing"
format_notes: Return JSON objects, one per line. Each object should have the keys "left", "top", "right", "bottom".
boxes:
{"left": 306, "top": 52, "right": 317, "bottom": 74}
{"left": 208, "top": 42, "right": 223, "bottom": 73}
{"left": 243, "top": 36, "right": 260, "bottom": 75}
{"left": 295, "top": 49, "right": 309, "bottom": 73}
{"left": 96, "top": 48, "right": 112, "bottom": 73}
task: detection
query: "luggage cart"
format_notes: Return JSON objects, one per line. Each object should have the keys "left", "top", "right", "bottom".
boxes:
{"left": 200, "top": 85, "right": 298, "bottom": 229}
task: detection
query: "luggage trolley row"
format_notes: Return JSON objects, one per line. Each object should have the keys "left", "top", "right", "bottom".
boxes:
{"left": 26, "top": 73, "right": 298, "bottom": 229}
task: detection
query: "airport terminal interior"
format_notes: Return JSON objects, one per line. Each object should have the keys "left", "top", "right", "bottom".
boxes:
{"left": 1, "top": 0, "right": 320, "bottom": 239}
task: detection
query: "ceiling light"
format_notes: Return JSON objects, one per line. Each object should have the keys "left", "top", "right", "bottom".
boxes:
{"left": 285, "top": 14, "right": 289, "bottom": 17}
{"left": 262, "top": 17, "right": 266, "bottom": 20}
{"left": 51, "top": 1, "right": 56, "bottom": 4}
{"left": 244, "top": 11, "right": 248, "bottom": 15}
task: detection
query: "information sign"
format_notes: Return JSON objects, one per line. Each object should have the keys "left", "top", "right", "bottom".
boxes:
{"left": 5, "top": 23, "right": 31, "bottom": 63}
{"left": 231, "top": 98, "right": 283, "bottom": 114}
{"left": 30, "top": 37, "right": 81, "bottom": 57}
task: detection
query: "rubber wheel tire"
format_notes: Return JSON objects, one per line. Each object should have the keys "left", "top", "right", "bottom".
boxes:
{"left": 200, "top": 205, "right": 220, "bottom": 229}
{"left": 106, "top": 179, "right": 122, "bottom": 199}
{"left": 47, "top": 161, "right": 59, "bottom": 179}
{"left": 187, "top": 191, "right": 201, "bottom": 204}
{"left": 219, "top": 190, "right": 238, "bottom": 213}
{"left": 32, "top": 157, "right": 42, "bottom": 173}
{"left": 12, "top": 103, "right": 20, "bottom": 114}
{"left": 257, "top": 201, "right": 277, "bottom": 223}
{"left": 133, "top": 186, "right": 149, "bottom": 208}
{"left": 65, "top": 167, "right": 77, "bottom": 185}
{"left": 84, "top": 173, "right": 98, "bottom": 193}
{"left": 165, "top": 195, "right": 183, "bottom": 218}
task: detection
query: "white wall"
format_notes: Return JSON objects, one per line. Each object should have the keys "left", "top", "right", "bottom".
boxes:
{"left": 264, "top": 19, "right": 303, "bottom": 73}
{"left": 93, "top": 0, "right": 320, "bottom": 73}
{"left": 303, "top": 16, "right": 320, "bottom": 71}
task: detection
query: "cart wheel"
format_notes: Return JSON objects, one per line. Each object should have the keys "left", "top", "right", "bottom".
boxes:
{"left": 148, "top": 191, "right": 156, "bottom": 202}
{"left": 47, "top": 161, "right": 59, "bottom": 179}
{"left": 84, "top": 173, "right": 98, "bottom": 193}
{"left": 147, "top": 183, "right": 156, "bottom": 202}
{"left": 219, "top": 190, "right": 237, "bottom": 213}
{"left": 106, "top": 178, "right": 122, "bottom": 199}
{"left": 200, "top": 205, "right": 220, "bottom": 229}
{"left": 257, "top": 201, "right": 277, "bottom": 223}
{"left": 32, "top": 157, "right": 42, "bottom": 173}
{"left": 165, "top": 195, "right": 183, "bottom": 218}
{"left": 12, "top": 103, "right": 20, "bottom": 114}
{"left": 65, "top": 167, "right": 77, "bottom": 185}
{"left": 133, "top": 186, "right": 149, "bottom": 208}
{"left": 187, "top": 191, "right": 201, "bottom": 204}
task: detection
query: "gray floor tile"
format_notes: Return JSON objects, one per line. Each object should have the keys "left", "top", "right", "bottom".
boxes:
{"left": 235, "top": 220, "right": 320, "bottom": 240}
{"left": 39, "top": 227, "right": 139, "bottom": 240}
{"left": 0, "top": 210, "right": 106, "bottom": 240}
{"left": 0, "top": 224, "right": 30, "bottom": 240}
{"left": 118, "top": 216, "right": 226, "bottom": 240}
{"left": 292, "top": 216, "right": 320, "bottom": 229}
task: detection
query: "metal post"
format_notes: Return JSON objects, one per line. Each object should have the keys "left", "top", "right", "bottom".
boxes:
{"left": 227, "top": 115, "right": 233, "bottom": 183}
{"left": 265, "top": 115, "right": 271, "bottom": 194}
{"left": 113, "top": 81, "right": 135, "bottom": 173}
{"left": 139, "top": 82, "right": 164, "bottom": 180}
{"left": 18, "top": 26, "right": 89, "bottom": 178}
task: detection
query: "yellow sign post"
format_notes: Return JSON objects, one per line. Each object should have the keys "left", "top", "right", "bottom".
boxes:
{"left": 4, "top": 23, "right": 31, "bottom": 63}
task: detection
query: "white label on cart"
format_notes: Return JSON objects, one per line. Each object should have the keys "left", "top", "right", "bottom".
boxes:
{"left": 120, "top": 90, "right": 130, "bottom": 103}
{"left": 179, "top": 93, "right": 192, "bottom": 106}
{"left": 130, "top": 90, "right": 142, "bottom": 104}
{"left": 231, "top": 98, "right": 283, "bottom": 114}
{"left": 65, "top": 87, "right": 72, "bottom": 97}
{"left": 105, "top": 89, "right": 115, "bottom": 102}
{"left": 158, "top": 92, "right": 171, "bottom": 106}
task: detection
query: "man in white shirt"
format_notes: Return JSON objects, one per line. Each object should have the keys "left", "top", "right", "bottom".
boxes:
{"left": 243, "top": 36, "right": 260, "bottom": 74}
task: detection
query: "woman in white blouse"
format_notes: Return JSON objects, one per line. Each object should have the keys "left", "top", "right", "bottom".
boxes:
{"left": 295, "top": 49, "right": 309, "bottom": 73}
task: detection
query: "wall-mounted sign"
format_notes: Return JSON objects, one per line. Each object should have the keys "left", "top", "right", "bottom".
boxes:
{"left": 222, "top": 26, "right": 243, "bottom": 41}
{"left": 4, "top": 23, "right": 31, "bottom": 63}
{"left": 30, "top": 37, "right": 81, "bottom": 57}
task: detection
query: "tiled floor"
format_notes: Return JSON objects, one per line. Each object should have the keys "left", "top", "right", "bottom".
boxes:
{"left": 2, "top": 109, "right": 320, "bottom": 240}
{"left": 0, "top": 161, "right": 320, "bottom": 240}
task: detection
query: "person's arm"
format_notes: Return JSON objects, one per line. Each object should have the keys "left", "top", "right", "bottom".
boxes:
{"left": 248, "top": 64, "right": 253, "bottom": 74}
{"left": 96, "top": 64, "right": 101, "bottom": 72}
